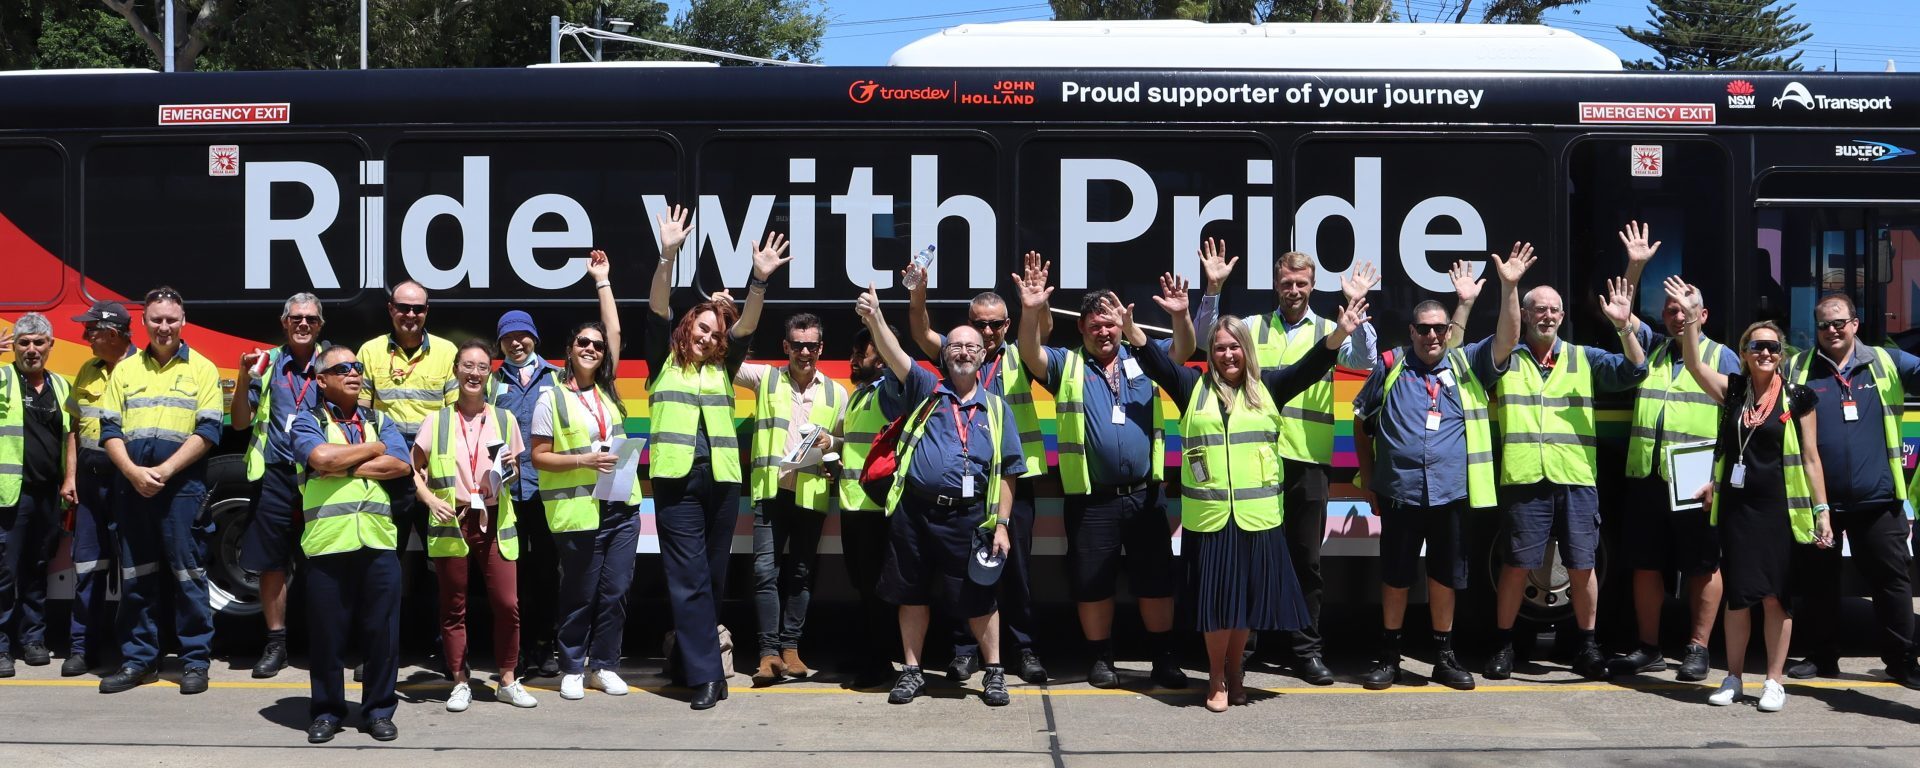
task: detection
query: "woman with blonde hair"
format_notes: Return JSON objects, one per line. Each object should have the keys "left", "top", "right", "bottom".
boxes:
{"left": 1668, "top": 277, "right": 1833, "bottom": 713}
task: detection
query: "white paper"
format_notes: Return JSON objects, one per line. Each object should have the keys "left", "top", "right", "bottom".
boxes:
{"left": 1438, "top": 369, "right": 1456, "bottom": 389}
{"left": 484, "top": 439, "right": 512, "bottom": 496}
{"left": 593, "top": 435, "right": 647, "bottom": 501}
{"left": 780, "top": 423, "right": 826, "bottom": 473}
{"left": 1122, "top": 357, "right": 1143, "bottom": 380}
{"left": 1665, "top": 440, "right": 1716, "bottom": 511}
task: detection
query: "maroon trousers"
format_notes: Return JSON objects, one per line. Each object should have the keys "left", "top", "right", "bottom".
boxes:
{"left": 435, "top": 509, "right": 521, "bottom": 676}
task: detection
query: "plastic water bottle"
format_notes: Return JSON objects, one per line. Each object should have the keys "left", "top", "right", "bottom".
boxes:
{"left": 901, "top": 244, "right": 936, "bottom": 289}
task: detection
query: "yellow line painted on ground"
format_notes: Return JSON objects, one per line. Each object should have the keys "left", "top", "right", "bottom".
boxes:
{"left": 0, "top": 678, "right": 1904, "bottom": 695}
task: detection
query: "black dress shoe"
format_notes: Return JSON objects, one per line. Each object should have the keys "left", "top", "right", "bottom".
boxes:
{"left": 61, "top": 653, "right": 89, "bottom": 677}
{"left": 367, "top": 718, "right": 398, "bottom": 742}
{"left": 1294, "top": 656, "right": 1334, "bottom": 686}
{"left": 99, "top": 665, "right": 158, "bottom": 693}
{"left": 1360, "top": 659, "right": 1401, "bottom": 690}
{"left": 690, "top": 679, "right": 729, "bottom": 710}
{"left": 1607, "top": 645, "right": 1666, "bottom": 677}
{"left": 306, "top": 718, "right": 340, "bottom": 744}
{"left": 1677, "top": 643, "right": 1711, "bottom": 682}
{"left": 22, "top": 642, "right": 51, "bottom": 666}
{"left": 1150, "top": 655, "right": 1191, "bottom": 689}
{"left": 180, "top": 666, "right": 209, "bottom": 694}
{"left": 253, "top": 640, "right": 289, "bottom": 679}
{"left": 947, "top": 654, "right": 980, "bottom": 682}
{"left": 1787, "top": 657, "right": 1839, "bottom": 679}
{"left": 537, "top": 651, "right": 562, "bottom": 678}
{"left": 1017, "top": 649, "right": 1050, "bottom": 684}
{"left": 0, "top": 653, "right": 13, "bottom": 678}
{"left": 1573, "top": 645, "right": 1608, "bottom": 679}
{"left": 1484, "top": 646, "right": 1514, "bottom": 680}
{"left": 1432, "top": 650, "right": 1477, "bottom": 691}
{"left": 1087, "top": 657, "right": 1120, "bottom": 688}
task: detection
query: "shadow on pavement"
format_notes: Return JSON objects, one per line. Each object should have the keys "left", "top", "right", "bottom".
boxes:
{"left": 257, "top": 696, "right": 310, "bottom": 731}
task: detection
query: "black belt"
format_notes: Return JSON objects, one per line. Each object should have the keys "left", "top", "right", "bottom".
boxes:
{"left": 910, "top": 486, "right": 985, "bottom": 509}
{"left": 1091, "top": 480, "right": 1152, "bottom": 497}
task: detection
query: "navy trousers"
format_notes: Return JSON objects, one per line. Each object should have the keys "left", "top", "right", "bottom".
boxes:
{"left": 306, "top": 547, "right": 401, "bottom": 723}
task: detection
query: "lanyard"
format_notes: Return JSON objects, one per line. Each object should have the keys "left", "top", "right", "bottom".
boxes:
{"left": 979, "top": 352, "right": 1002, "bottom": 393}
{"left": 388, "top": 344, "right": 421, "bottom": 383}
{"left": 1536, "top": 342, "right": 1557, "bottom": 372}
{"left": 1831, "top": 368, "right": 1855, "bottom": 401}
{"left": 1424, "top": 370, "right": 1442, "bottom": 410}
{"left": 949, "top": 399, "right": 973, "bottom": 457}
{"left": 330, "top": 406, "right": 365, "bottom": 443}
{"left": 572, "top": 384, "right": 609, "bottom": 442}
{"left": 458, "top": 409, "right": 490, "bottom": 495}
{"left": 282, "top": 362, "right": 315, "bottom": 412}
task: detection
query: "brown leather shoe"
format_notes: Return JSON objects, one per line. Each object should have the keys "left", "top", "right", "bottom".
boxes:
{"left": 752, "top": 655, "right": 786, "bottom": 686}
{"left": 781, "top": 648, "right": 811, "bottom": 677}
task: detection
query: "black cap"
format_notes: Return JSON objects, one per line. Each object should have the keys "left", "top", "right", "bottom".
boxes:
{"left": 968, "top": 529, "right": 1005, "bottom": 587}
{"left": 71, "top": 300, "right": 132, "bottom": 330}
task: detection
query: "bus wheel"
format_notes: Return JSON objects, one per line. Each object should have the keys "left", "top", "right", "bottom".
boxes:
{"left": 200, "top": 455, "right": 265, "bottom": 617}
{"left": 1482, "top": 527, "right": 1609, "bottom": 627}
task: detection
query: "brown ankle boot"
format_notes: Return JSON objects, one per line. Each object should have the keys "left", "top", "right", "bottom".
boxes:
{"left": 781, "top": 648, "right": 811, "bottom": 677}
{"left": 752, "top": 655, "right": 786, "bottom": 685}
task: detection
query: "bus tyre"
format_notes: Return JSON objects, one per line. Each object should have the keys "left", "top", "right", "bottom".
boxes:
{"left": 1480, "top": 518, "right": 1608, "bottom": 629}
{"left": 201, "top": 454, "right": 267, "bottom": 617}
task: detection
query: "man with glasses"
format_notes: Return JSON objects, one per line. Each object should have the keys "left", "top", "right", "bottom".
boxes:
{"left": 292, "top": 346, "right": 413, "bottom": 743}
{"left": 64, "top": 301, "right": 135, "bottom": 676}
{"left": 1013, "top": 252, "right": 1185, "bottom": 690}
{"left": 904, "top": 261, "right": 1047, "bottom": 684}
{"left": 229, "top": 292, "right": 328, "bottom": 678}
{"left": 0, "top": 313, "right": 79, "bottom": 680}
{"left": 98, "top": 287, "right": 223, "bottom": 694}
{"left": 1785, "top": 293, "right": 1920, "bottom": 687}
{"left": 738, "top": 313, "right": 847, "bottom": 684}
{"left": 1607, "top": 223, "right": 1739, "bottom": 682}
{"left": 1193, "top": 247, "right": 1378, "bottom": 684}
{"left": 1485, "top": 255, "right": 1647, "bottom": 681}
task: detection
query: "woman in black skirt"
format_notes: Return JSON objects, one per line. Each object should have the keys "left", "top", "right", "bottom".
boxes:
{"left": 1670, "top": 278, "right": 1833, "bottom": 713}
{"left": 1127, "top": 272, "right": 1367, "bottom": 711}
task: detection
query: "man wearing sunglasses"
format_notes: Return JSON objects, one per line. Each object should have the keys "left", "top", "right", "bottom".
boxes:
{"left": 97, "top": 287, "right": 223, "bottom": 695}
{"left": 1013, "top": 252, "right": 1185, "bottom": 690}
{"left": 903, "top": 260, "right": 1047, "bottom": 684}
{"left": 290, "top": 347, "right": 413, "bottom": 743}
{"left": 1193, "top": 243, "right": 1378, "bottom": 685}
{"left": 1608, "top": 223, "right": 1740, "bottom": 682}
{"left": 229, "top": 292, "right": 329, "bottom": 679}
{"left": 736, "top": 313, "right": 847, "bottom": 684}
{"left": 1785, "top": 293, "right": 1920, "bottom": 688}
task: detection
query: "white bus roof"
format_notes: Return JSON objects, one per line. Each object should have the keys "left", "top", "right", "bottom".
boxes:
{"left": 527, "top": 61, "right": 719, "bottom": 69}
{"left": 0, "top": 68, "right": 155, "bottom": 76}
{"left": 889, "top": 21, "right": 1622, "bottom": 71}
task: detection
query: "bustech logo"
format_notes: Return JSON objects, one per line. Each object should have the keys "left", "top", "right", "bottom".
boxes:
{"left": 846, "top": 79, "right": 953, "bottom": 105}
{"left": 1726, "top": 80, "right": 1755, "bottom": 109}
{"left": 1836, "top": 139, "right": 1916, "bottom": 163}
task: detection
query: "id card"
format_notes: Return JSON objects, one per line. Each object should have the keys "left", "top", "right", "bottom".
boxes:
{"left": 1111, "top": 404, "right": 1127, "bottom": 425}
{"left": 1122, "top": 357, "right": 1143, "bottom": 380}
{"left": 1426, "top": 410, "right": 1442, "bottom": 431}
{"left": 468, "top": 492, "right": 484, "bottom": 510}
{"left": 1184, "top": 448, "right": 1210, "bottom": 483}
{"left": 1729, "top": 462, "right": 1747, "bottom": 489}
{"left": 961, "top": 474, "right": 975, "bottom": 498}
{"left": 1843, "top": 400, "right": 1859, "bottom": 422}
{"left": 284, "top": 413, "right": 299, "bottom": 433}
{"left": 1438, "top": 369, "right": 1456, "bottom": 388}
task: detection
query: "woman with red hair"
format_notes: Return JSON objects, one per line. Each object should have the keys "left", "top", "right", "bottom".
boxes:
{"left": 646, "top": 207, "right": 792, "bottom": 710}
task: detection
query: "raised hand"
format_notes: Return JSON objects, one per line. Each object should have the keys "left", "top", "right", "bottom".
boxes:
{"left": 238, "top": 349, "right": 265, "bottom": 380}
{"left": 1010, "top": 250, "right": 1055, "bottom": 310}
{"left": 1096, "top": 293, "right": 1136, "bottom": 332}
{"left": 1342, "top": 261, "right": 1379, "bottom": 304}
{"left": 1492, "top": 242, "right": 1536, "bottom": 285}
{"left": 750, "top": 232, "right": 792, "bottom": 281}
{"left": 1151, "top": 272, "right": 1191, "bottom": 316}
{"left": 1618, "top": 220, "right": 1661, "bottom": 266}
{"left": 1450, "top": 259, "right": 1485, "bottom": 304}
{"left": 1199, "top": 237, "right": 1239, "bottom": 293}
{"left": 706, "top": 289, "right": 736, "bottom": 315}
{"left": 658, "top": 205, "right": 692, "bottom": 255}
{"left": 902, "top": 261, "right": 929, "bottom": 295}
{"left": 1600, "top": 276, "right": 1636, "bottom": 329}
{"left": 1662, "top": 275, "right": 1701, "bottom": 324}
{"left": 855, "top": 283, "right": 883, "bottom": 323}
{"left": 0, "top": 328, "right": 13, "bottom": 354}
{"left": 1337, "top": 296, "right": 1372, "bottom": 336}
{"left": 587, "top": 248, "right": 611, "bottom": 283}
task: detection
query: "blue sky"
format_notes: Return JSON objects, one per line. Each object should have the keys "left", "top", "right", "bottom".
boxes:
{"left": 673, "top": 0, "right": 1919, "bottom": 70}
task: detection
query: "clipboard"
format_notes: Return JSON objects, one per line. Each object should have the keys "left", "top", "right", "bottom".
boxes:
{"left": 1664, "top": 439, "right": 1717, "bottom": 511}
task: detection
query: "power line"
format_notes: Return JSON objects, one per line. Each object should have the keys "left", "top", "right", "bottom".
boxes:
{"left": 830, "top": 3, "right": 1052, "bottom": 28}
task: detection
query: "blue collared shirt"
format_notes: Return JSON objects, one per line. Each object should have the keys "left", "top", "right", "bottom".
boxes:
{"left": 1041, "top": 342, "right": 1166, "bottom": 486}
{"left": 1352, "top": 338, "right": 1503, "bottom": 507}
{"left": 290, "top": 402, "right": 412, "bottom": 468}
{"left": 246, "top": 344, "right": 326, "bottom": 466}
{"left": 882, "top": 365, "right": 1025, "bottom": 498}
{"left": 1801, "top": 340, "right": 1920, "bottom": 506}
{"left": 491, "top": 356, "right": 562, "bottom": 502}
{"left": 1194, "top": 294, "right": 1379, "bottom": 371}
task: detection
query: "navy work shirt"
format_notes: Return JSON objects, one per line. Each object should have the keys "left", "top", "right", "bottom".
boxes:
{"left": 1800, "top": 339, "right": 1920, "bottom": 506}
{"left": 491, "top": 355, "right": 561, "bottom": 502}
{"left": 290, "top": 402, "right": 413, "bottom": 469}
{"left": 1351, "top": 337, "right": 1504, "bottom": 507}
{"left": 246, "top": 345, "right": 326, "bottom": 466}
{"left": 1041, "top": 342, "right": 1168, "bottom": 487}
{"left": 882, "top": 365, "right": 1024, "bottom": 499}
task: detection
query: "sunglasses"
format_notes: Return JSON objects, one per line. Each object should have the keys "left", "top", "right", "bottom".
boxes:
{"left": 1815, "top": 318, "right": 1853, "bottom": 332}
{"left": 786, "top": 341, "right": 823, "bottom": 353}
{"left": 285, "top": 314, "right": 322, "bottom": 326}
{"left": 1411, "top": 322, "right": 1450, "bottom": 337}
{"left": 573, "top": 336, "right": 607, "bottom": 352}
{"left": 320, "top": 361, "right": 365, "bottom": 376}
{"left": 971, "top": 319, "right": 1009, "bottom": 332}
{"left": 391, "top": 302, "right": 429, "bottom": 315}
{"left": 1746, "top": 340, "right": 1783, "bottom": 355}
{"left": 144, "top": 288, "right": 182, "bottom": 304}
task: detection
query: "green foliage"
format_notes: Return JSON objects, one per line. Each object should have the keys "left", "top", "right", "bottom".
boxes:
{"left": 1618, "top": 0, "right": 1811, "bottom": 70}
{"left": 668, "top": 0, "right": 826, "bottom": 64}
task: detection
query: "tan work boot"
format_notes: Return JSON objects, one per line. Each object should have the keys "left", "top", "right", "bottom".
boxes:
{"left": 752, "top": 655, "right": 786, "bottom": 686}
{"left": 781, "top": 648, "right": 811, "bottom": 678}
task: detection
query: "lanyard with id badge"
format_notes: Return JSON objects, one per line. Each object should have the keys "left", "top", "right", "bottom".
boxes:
{"left": 1424, "top": 368, "right": 1455, "bottom": 432}
{"left": 951, "top": 400, "right": 976, "bottom": 498}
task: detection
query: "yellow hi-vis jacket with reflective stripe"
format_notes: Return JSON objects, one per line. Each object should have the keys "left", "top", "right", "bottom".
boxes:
{"left": 72, "top": 357, "right": 112, "bottom": 454}
{"left": 986, "top": 345, "right": 1046, "bottom": 478}
{"left": 0, "top": 366, "right": 71, "bottom": 507}
{"left": 1178, "top": 381, "right": 1285, "bottom": 533}
{"left": 358, "top": 333, "right": 457, "bottom": 436}
{"left": 1495, "top": 343, "right": 1599, "bottom": 487}
{"left": 299, "top": 408, "right": 398, "bottom": 557}
{"left": 1378, "top": 347, "right": 1497, "bottom": 508}
{"left": 1627, "top": 337, "right": 1726, "bottom": 480}
{"left": 1248, "top": 312, "right": 1337, "bottom": 466}
{"left": 243, "top": 345, "right": 327, "bottom": 482}
{"left": 837, "top": 380, "right": 889, "bottom": 513}
{"left": 423, "top": 405, "right": 520, "bottom": 560}
{"left": 650, "top": 355, "right": 741, "bottom": 482}
{"left": 1053, "top": 347, "right": 1164, "bottom": 494}
{"left": 540, "top": 385, "right": 640, "bottom": 533}
{"left": 749, "top": 368, "right": 844, "bottom": 510}
{"left": 1790, "top": 343, "right": 1907, "bottom": 502}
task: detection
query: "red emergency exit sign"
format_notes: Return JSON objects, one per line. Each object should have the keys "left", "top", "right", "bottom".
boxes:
{"left": 158, "top": 103, "right": 291, "bottom": 126}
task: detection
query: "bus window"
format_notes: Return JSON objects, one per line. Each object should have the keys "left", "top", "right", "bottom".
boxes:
{"left": 1756, "top": 205, "right": 1920, "bottom": 355}
{"left": 382, "top": 136, "right": 679, "bottom": 302}
{"left": 0, "top": 144, "right": 64, "bottom": 310}
{"left": 1566, "top": 139, "right": 1731, "bottom": 350}
{"left": 83, "top": 140, "right": 366, "bottom": 307}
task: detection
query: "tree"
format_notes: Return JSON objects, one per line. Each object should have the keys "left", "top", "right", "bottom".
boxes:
{"left": 665, "top": 0, "right": 826, "bottom": 64}
{"left": 1618, "top": 0, "right": 1811, "bottom": 71}
{"left": 100, "top": 0, "right": 222, "bottom": 72}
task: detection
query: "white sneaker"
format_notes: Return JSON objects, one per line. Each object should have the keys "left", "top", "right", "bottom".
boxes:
{"left": 1707, "top": 675, "right": 1741, "bottom": 706}
{"left": 499, "top": 680, "right": 539, "bottom": 709}
{"left": 589, "top": 669, "right": 630, "bottom": 696}
{"left": 560, "top": 673, "right": 586, "bottom": 700}
{"left": 446, "top": 682, "right": 472, "bottom": 712}
{"left": 1757, "top": 679, "right": 1787, "bottom": 712}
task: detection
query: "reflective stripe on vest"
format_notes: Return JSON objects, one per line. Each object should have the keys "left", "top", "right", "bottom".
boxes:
{"left": 1712, "top": 402, "right": 1817, "bottom": 544}
{"left": 0, "top": 368, "right": 72, "bottom": 508}
{"left": 1053, "top": 347, "right": 1164, "bottom": 494}
{"left": 1790, "top": 345, "right": 1908, "bottom": 501}
{"left": 424, "top": 405, "right": 520, "bottom": 560}
{"left": 837, "top": 382, "right": 889, "bottom": 512}
{"left": 1378, "top": 347, "right": 1496, "bottom": 509}
{"left": 650, "top": 355, "right": 741, "bottom": 482}
{"left": 1626, "top": 338, "right": 1725, "bottom": 480}
{"left": 885, "top": 390, "right": 1006, "bottom": 528}
{"left": 358, "top": 333, "right": 457, "bottom": 436}
{"left": 749, "top": 368, "right": 844, "bottom": 510}
{"left": 540, "top": 386, "right": 637, "bottom": 533}
{"left": 1496, "top": 343, "right": 1598, "bottom": 487}
{"left": 1178, "top": 380, "right": 1285, "bottom": 533}
{"left": 298, "top": 409, "right": 397, "bottom": 557}
{"left": 991, "top": 344, "right": 1046, "bottom": 477}
{"left": 1252, "top": 313, "right": 1336, "bottom": 465}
